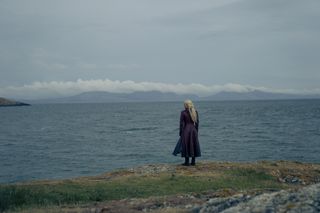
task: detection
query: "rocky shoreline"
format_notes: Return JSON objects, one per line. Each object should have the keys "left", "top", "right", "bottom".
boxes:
{"left": 6, "top": 161, "right": 319, "bottom": 213}
{"left": 218, "top": 183, "right": 320, "bottom": 213}
{"left": 80, "top": 162, "right": 320, "bottom": 213}
{"left": 51, "top": 183, "right": 319, "bottom": 213}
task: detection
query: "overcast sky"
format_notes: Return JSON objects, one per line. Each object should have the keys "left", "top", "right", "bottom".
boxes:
{"left": 1, "top": 0, "right": 320, "bottom": 99}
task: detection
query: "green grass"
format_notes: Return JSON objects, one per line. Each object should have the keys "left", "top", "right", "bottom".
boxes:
{"left": 223, "top": 168, "right": 279, "bottom": 189}
{"left": 0, "top": 169, "right": 284, "bottom": 212}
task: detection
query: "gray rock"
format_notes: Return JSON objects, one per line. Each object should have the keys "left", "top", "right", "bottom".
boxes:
{"left": 195, "top": 184, "right": 320, "bottom": 213}
{"left": 197, "top": 194, "right": 251, "bottom": 213}
{"left": 220, "top": 183, "right": 320, "bottom": 213}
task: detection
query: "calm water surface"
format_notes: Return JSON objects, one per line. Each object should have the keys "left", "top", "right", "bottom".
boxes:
{"left": 0, "top": 100, "right": 320, "bottom": 183}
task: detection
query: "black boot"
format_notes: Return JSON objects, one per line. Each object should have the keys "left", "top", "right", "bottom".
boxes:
{"left": 191, "top": 157, "right": 196, "bottom": 166}
{"left": 182, "top": 157, "right": 190, "bottom": 166}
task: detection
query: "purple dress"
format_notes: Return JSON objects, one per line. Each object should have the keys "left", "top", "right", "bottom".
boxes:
{"left": 179, "top": 109, "right": 201, "bottom": 158}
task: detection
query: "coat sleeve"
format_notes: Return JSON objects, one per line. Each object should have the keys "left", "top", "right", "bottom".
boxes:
{"left": 179, "top": 111, "right": 184, "bottom": 136}
{"left": 195, "top": 111, "right": 199, "bottom": 132}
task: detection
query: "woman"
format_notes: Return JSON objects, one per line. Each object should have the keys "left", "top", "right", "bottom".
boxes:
{"left": 179, "top": 99, "right": 201, "bottom": 166}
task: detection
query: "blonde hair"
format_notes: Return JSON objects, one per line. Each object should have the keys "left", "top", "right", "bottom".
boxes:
{"left": 184, "top": 99, "right": 197, "bottom": 123}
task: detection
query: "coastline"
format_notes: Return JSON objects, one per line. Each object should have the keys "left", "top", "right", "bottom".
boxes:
{"left": 1, "top": 160, "right": 320, "bottom": 212}
{"left": 0, "top": 97, "right": 30, "bottom": 107}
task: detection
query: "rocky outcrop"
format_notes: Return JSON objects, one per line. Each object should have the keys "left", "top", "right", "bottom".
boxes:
{"left": 61, "top": 184, "right": 320, "bottom": 213}
{"left": 0, "top": 97, "right": 30, "bottom": 106}
{"left": 197, "top": 183, "right": 320, "bottom": 213}
{"left": 5, "top": 161, "right": 320, "bottom": 213}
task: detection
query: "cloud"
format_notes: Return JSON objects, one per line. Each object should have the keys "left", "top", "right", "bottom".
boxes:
{"left": 1, "top": 79, "right": 320, "bottom": 100}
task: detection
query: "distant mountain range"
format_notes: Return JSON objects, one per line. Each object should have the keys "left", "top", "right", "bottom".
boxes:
{"left": 28, "top": 91, "right": 199, "bottom": 104}
{"left": 26, "top": 90, "right": 320, "bottom": 104}
{"left": 204, "top": 90, "right": 320, "bottom": 101}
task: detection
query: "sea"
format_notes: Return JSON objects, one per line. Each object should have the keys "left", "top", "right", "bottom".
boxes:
{"left": 0, "top": 100, "right": 320, "bottom": 184}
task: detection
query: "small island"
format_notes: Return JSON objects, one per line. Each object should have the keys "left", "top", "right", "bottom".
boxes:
{"left": 0, "top": 97, "right": 30, "bottom": 107}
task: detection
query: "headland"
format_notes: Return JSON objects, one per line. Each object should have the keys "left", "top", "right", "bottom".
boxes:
{"left": 0, "top": 97, "right": 30, "bottom": 107}
{"left": 1, "top": 161, "right": 320, "bottom": 212}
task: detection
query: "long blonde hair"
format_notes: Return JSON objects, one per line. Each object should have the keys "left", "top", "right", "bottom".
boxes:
{"left": 184, "top": 99, "right": 197, "bottom": 123}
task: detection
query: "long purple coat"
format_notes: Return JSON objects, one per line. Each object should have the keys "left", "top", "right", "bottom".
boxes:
{"left": 179, "top": 109, "right": 201, "bottom": 158}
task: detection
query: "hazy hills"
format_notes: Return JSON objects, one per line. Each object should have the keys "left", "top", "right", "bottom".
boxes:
{"left": 27, "top": 90, "right": 320, "bottom": 104}
{"left": 28, "top": 91, "right": 198, "bottom": 104}
{"left": 204, "top": 90, "right": 320, "bottom": 101}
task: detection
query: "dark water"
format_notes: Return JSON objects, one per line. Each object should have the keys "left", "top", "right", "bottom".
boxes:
{"left": 1, "top": 100, "right": 320, "bottom": 183}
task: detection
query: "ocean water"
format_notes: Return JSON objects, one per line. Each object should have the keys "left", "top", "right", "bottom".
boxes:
{"left": 0, "top": 100, "right": 320, "bottom": 183}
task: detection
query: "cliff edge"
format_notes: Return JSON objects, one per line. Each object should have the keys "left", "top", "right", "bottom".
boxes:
{"left": 1, "top": 161, "right": 320, "bottom": 212}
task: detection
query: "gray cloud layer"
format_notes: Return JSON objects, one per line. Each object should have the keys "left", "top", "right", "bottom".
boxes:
{"left": 0, "top": 0, "right": 320, "bottom": 96}
{"left": 1, "top": 79, "right": 319, "bottom": 100}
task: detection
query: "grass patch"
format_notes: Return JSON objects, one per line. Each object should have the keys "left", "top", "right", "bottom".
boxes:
{"left": 0, "top": 169, "right": 284, "bottom": 212}
{"left": 223, "top": 168, "right": 281, "bottom": 190}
